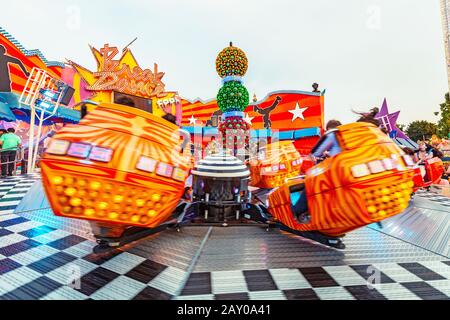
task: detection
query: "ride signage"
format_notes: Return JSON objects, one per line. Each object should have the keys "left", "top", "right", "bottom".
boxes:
{"left": 87, "top": 44, "right": 167, "bottom": 98}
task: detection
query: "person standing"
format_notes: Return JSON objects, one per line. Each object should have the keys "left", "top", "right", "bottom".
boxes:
{"left": 0, "top": 128, "right": 21, "bottom": 177}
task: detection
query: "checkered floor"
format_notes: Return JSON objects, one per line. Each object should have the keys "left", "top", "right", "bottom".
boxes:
{"left": 0, "top": 176, "right": 449, "bottom": 300}
{"left": 415, "top": 189, "right": 450, "bottom": 208}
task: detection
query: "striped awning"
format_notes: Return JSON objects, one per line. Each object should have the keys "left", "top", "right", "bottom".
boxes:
{"left": 192, "top": 153, "right": 250, "bottom": 178}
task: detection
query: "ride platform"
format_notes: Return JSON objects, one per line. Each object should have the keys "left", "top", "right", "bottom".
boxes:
{"left": 0, "top": 175, "right": 449, "bottom": 300}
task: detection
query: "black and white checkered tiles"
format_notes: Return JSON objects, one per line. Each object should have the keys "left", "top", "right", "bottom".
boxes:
{"left": 415, "top": 189, "right": 450, "bottom": 208}
{"left": 0, "top": 176, "right": 449, "bottom": 300}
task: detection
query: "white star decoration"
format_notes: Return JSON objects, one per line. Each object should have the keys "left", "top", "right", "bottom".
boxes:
{"left": 289, "top": 103, "right": 309, "bottom": 121}
{"left": 243, "top": 113, "right": 255, "bottom": 125}
{"left": 189, "top": 115, "right": 198, "bottom": 125}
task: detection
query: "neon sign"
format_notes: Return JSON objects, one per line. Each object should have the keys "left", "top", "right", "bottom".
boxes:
{"left": 86, "top": 44, "right": 167, "bottom": 98}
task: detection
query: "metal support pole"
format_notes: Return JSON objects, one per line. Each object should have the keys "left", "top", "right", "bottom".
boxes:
{"left": 31, "top": 109, "right": 45, "bottom": 172}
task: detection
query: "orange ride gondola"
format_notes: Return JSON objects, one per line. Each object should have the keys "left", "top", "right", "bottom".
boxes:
{"left": 40, "top": 102, "right": 192, "bottom": 245}
{"left": 267, "top": 122, "right": 416, "bottom": 248}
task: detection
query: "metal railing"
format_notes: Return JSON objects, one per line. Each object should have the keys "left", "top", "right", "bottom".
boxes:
{"left": 0, "top": 147, "right": 27, "bottom": 177}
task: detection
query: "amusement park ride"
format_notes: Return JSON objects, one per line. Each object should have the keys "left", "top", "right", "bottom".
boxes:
{"left": 34, "top": 43, "right": 429, "bottom": 254}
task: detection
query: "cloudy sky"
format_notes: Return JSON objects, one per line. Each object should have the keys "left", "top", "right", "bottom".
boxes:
{"left": 1, "top": 0, "right": 448, "bottom": 124}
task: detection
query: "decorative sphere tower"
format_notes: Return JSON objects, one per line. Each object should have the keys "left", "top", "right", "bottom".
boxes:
{"left": 216, "top": 42, "right": 251, "bottom": 156}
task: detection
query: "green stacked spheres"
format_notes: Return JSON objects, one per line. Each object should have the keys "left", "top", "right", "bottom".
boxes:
{"left": 217, "top": 81, "right": 250, "bottom": 112}
{"left": 216, "top": 43, "right": 250, "bottom": 113}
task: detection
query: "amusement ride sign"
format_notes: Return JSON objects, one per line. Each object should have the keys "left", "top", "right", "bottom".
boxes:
{"left": 87, "top": 44, "right": 166, "bottom": 98}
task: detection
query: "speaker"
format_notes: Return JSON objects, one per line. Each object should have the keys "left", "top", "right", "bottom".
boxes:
{"left": 60, "top": 86, "right": 75, "bottom": 106}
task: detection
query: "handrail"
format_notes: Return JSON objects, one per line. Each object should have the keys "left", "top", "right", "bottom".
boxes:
{"left": 0, "top": 147, "right": 26, "bottom": 176}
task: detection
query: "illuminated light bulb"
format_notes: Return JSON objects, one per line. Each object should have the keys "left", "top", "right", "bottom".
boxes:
{"left": 382, "top": 196, "right": 390, "bottom": 203}
{"left": 155, "top": 203, "right": 162, "bottom": 209}
{"left": 379, "top": 210, "right": 387, "bottom": 217}
{"left": 148, "top": 210, "right": 157, "bottom": 217}
{"left": 367, "top": 206, "right": 377, "bottom": 214}
{"left": 403, "top": 191, "right": 410, "bottom": 197}
{"left": 400, "top": 183, "right": 408, "bottom": 190}
{"left": 84, "top": 209, "right": 95, "bottom": 216}
{"left": 113, "top": 195, "right": 124, "bottom": 203}
{"left": 65, "top": 188, "right": 77, "bottom": 197}
{"left": 395, "top": 192, "right": 402, "bottom": 198}
{"left": 400, "top": 203, "right": 408, "bottom": 210}
{"left": 152, "top": 194, "right": 162, "bottom": 202}
{"left": 63, "top": 206, "right": 71, "bottom": 213}
{"left": 381, "top": 188, "right": 390, "bottom": 195}
{"left": 131, "top": 215, "right": 140, "bottom": 223}
{"left": 53, "top": 176, "right": 64, "bottom": 185}
{"left": 90, "top": 181, "right": 101, "bottom": 191}
{"left": 73, "top": 207, "right": 83, "bottom": 215}
{"left": 65, "top": 177, "right": 74, "bottom": 185}
{"left": 55, "top": 186, "right": 64, "bottom": 194}
{"left": 97, "top": 202, "right": 108, "bottom": 210}
{"left": 407, "top": 181, "right": 414, "bottom": 188}
{"left": 109, "top": 212, "right": 119, "bottom": 220}
{"left": 105, "top": 184, "right": 113, "bottom": 192}
{"left": 126, "top": 207, "right": 133, "bottom": 213}
{"left": 136, "top": 199, "right": 146, "bottom": 207}
{"left": 70, "top": 198, "right": 82, "bottom": 207}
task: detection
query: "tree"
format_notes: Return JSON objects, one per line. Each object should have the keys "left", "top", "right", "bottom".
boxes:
{"left": 406, "top": 121, "right": 438, "bottom": 142}
{"left": 437, "top": 93, "right": 450, "bottom": 138}
{"left": 397, "top": 124, "right": 406, "bottom": 132}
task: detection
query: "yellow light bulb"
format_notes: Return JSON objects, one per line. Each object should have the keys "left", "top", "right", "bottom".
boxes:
{"left": 53, "top": 176, "right": 64, "bottom": 185}
{"left": 382, "top": 196, "right": 390, "bottom": 203}
{"left": 65, "top": 177, "right": 74, "bottom": 185}
{"left": 97, "top": 202, "right": 108, "bottom": 210}
{"left": 65, "top": 188, "right": 77, "bottom": 197}
{"left": 90, "top": 181, "right": 101, "bottom": 190}
{"left": 367, "top": 206, "right": 377, "bottom": 214}
{"left": 407, "top": 181, "right": 414, "bottom": 188}
{"left": 109, "top": 212, "right": 119, "bottom": 220}
{"left": 379, "top": 210, "right": 387, "bottom": 217}
{"left": 131, "top": 215, "right": 140, "bottom": 223}
{"left": 136, "top": 199, "right": 146, "bottom": 207}
{"left": 152, "top": 194, "right": 162, "bottom": 202}
{"left": 84, "top": 209, "right": 95, "bottom": 216}
{"left": 63, "top": 206, "right": 71, "bottom": 213}
{"left": 381, "top": 188, "right": 390, "bottom": 195}
{"left": 401, "top": 183, "right": 408, "bottom": 190}
{"left": 148, "top": 210, "right": 157, "bottom": 217}
{"left": 70, "top": 198, "right": 82, "bottom": 207}
{"left": 113, "top": 195, "right": 124, "bottom": 203}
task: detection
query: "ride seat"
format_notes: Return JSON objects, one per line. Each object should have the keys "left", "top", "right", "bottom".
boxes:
{"left": 289, "top": 183, "right": 310, "bottom": 224}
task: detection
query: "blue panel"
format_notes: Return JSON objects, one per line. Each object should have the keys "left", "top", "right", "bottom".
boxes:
{"left": 294, "top": 127, "right": 321, "bottom": 139}
{"left": 279, "top": 131, "right": 294, "bottom": 140}
{"left": 250, "top": 130, "right": 258, "bottom": 138}
{"left": 256, "top": 129, "right": 270, "bottom": 138}
{"left": 182, "top": 127, "right": 196, "bottom": 134}
{"left": 203, "top": 127, "right": 219, "bottom": 136}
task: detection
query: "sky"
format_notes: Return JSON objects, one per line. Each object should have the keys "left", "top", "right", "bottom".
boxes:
{"left": 0, "top": 0, "right": 448, "bottom": 125}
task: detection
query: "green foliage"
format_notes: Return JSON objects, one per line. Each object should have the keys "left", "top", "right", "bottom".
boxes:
{"left": 406, "top": 120, "right": 438, "bottom": 142}
{"left": 397, "top": 124, "right": 406, "bottom": 132}
{"left": 437, "top": 93, "right": 450, "bottom": 138}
